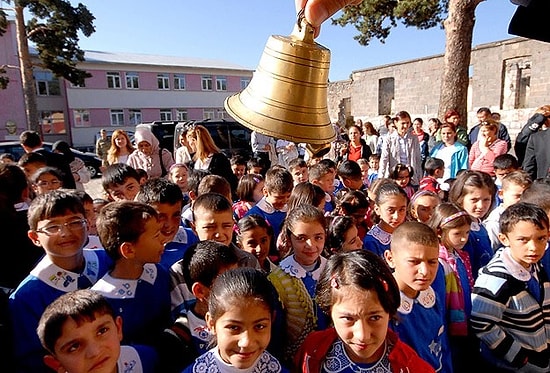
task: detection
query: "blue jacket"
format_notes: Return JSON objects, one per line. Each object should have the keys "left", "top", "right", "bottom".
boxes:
{"left": 430, "top": 142, "right": 469, "bottom": 179}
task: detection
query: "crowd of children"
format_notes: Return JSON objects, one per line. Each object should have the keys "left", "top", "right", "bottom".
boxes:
{"left": 5, "top": 110, "right": 550, "bottom": 373}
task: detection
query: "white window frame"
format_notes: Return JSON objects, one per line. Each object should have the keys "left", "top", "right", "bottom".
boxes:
{"left": 174, "top": 74, "right": 186, "bottom": 90}
{"left": 201, "top": 76, "right": 213, "bottom": 91}
{"left": 216, "top": 76, "right": 227, "bottom": 91}
{"left": 34, "top": 71, "right": 60, "bottom": 96}
{"left": 160, "top": 109, "right": 172, "bottom": 121}
{"left": 157, "top": 74, "right": 170, "bottom": 90}
{"left": 176, "top": 109, "right": 188, "bottom": 121}
{"left": 240, "top": 78, "right": 250, "bottom": 90}
{"left": 129, "top": 109, "right": 142, "bottom": 125}
{"left": 126, "top": 72, "right": 140, "bottom": 89}
{"left": 107, "top": 72, "right": 121, "bottom": 89}
{"left": 73, "top": 109, "right": 90, "bottom": 127}
{"left": 203, "top": 109, "right": 215, "bottom": 120}
{"left": 110, "top": 109, "right": 124, "bottom": 125}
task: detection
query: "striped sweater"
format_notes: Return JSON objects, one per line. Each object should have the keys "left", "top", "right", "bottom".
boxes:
{"left": 470, "top": 247, "right": 550, "bottom": 369}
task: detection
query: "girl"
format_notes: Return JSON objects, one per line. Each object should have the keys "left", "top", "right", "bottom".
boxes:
{"left": 326, "top": 216, "right": 362, "bottom": 255}
{"left": 287, "top": 181, "right": 326, "bottom": 212}
{"left": 236, "top": 214, "right": 275, "bottom": 272}
{"left": 232, "top": 174, "right": 264, "bottom": 220}
{"left": 183, "top": 267, "right": 288, "bottom": 372}
{"left": 168, "top": 163, "right": 189, "bottom": 195}
{"left": 363, "top": 182, "right": 408, "bottom": 257}
{"left": 390, "top": 163, "right": 415, "bottom": 199}
{"left": 408, "top": 190, "right": 441, "bottom": 223}
{"left": 356, "top": 158, "right": 370, "bottom": 187}
{"left": 427, "top": 203, "right": 478, "bottom": 373}
{"left": 106, "top": 129, "right": 134, "bottom": 165}
{"left": 448, "top": 170, "right": 495, "bottom": 280}
{"left": 31, "top": 166, "right": 63, "bottom": 195}
{"left": 295, "top": 250, "right": 434, "bottom": 372}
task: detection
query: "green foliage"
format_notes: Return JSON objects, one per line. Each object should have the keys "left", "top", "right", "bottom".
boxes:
{"left": 332, "top": 0, "right": 448, "bottom": 46}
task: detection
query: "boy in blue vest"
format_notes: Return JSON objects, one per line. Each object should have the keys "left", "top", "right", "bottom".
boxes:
{"left": 9, "top": 190, "right": 111, "bottom": 372}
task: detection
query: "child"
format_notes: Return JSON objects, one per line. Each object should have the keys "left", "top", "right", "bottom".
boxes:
{"left": 183, "top": 267, "right": 288, "bottom": 372}
{"left": 384, "top": 221, "right": 452, "bottom": 372}
{"left": 363, "top": 182, "right": 408, "bottom": 257}
{"left": 428, "top": 203, "right": 478, "bottom": 372}
{"left": 197, "top": 174, "right": 233, "bottom": 202}
{"left": 483, "top": 170, "right": 532, "bottom": 252}
{"left": 0, "top": 152, "right": 15, "bottom": 164}
{"left": 93, "top": 201, "right": 172, "bottom": 346}
{"left": 356, "top": 158, "right": 370, "bottom": 187}
{"left": 287, "top": 181, "right": 326, "bottom": 212}
{"left": 135, "top": 177, "right": 199, "bottom": 269}
{"left": 326, "top": 215, "right": 363, "bottom": 254}
{"left": 237, "top": 214, "right": 275, "bottom": 272}
{"left": 37, "top": 289, "right": 157, "bottom": 373}
{"left": 419, "top": 157, "right": 444, "bottom": 195}
{"left": 390, "top": 163, "right": 415, "bottom": 199}
{"left": 93, "top": 198, "right": 108, "bottom": 215}
{"left": 168, "top": 163, "right": 190, "bottom": 204}
{"left": 335, "top": 190, "right": 370, "bottom": 239}
{"left": 295, "top": 250, "right": 434, "bottom": 372}
{"left": 9, "top": 190, "right": 111, "bottom": 372}
{"left": 448, "top": 170, "right": 495, "bottom": 279}
{"left": 493, "top": 154, "right": 520, "bottom": 206}
{"left": 232, "top": 173, "right": 264, "bottom": 220}
{"left": 181, "top": 168, "right": 210, "bottom": 227}
{"left": 309, "top": 161, "right": 336, "bottom": 213}
{"left": 101, "top": 163, "right": 141, "bottom": 202}
{"left": 31, "top": 166, "right": 63, "bottom": 195}
{"left": 230, "top": 154, "right": 247, "bottom": 180}
{"left": 337, "top": 160, "right": 366, "bottom": 192}
{"left": 288, "top": 158, "right": 309, "bottom": 186}
{"left": 471, "top": 203, "right": 550, "bottom": 371}
{"left": 17, "top": 151, "right": 47, "bottom": 179}
{"left": 72, "top": 190, "right": 101, "bottom": 247}
{"left": 408, "top": 190, "right": 441, "bottom": 223}
{"left": 367, "top": 153, "right": 380, "bottom": 185}
{"left": 247, "top": 156, "right": 264, "bottom": 175}
{"left": 246, "top": 167, "right": 293, "bottom": 240}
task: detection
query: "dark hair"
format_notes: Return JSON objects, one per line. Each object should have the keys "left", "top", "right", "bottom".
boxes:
{"left": 448, "top": 170, "right": 496, "bottom": 218}
{"left": 101, "top": 163, "right": 140, "bottom": 191}
{"left": 208, "top": 267, "right": 278, "bottom": 322}
{"left": 427, "top": 203, "right": 472, "bottom": 232}
{"left": 30, "top": 166, "right": 63, "bottom": 185}
{"left": 52, "top": 140, "right": 75, "bottom": 162}
{"left": 424, "top": 157, "right": 444, "bottom": 176}
{"left": 308, "top": 162, "right": 333, "bottom": 181}
{"left": 319, "top": 158, "right": 337, "bottom": 170}
{"left": 135, "top": 168, "right": 148, "bottom": 181}
{"left": 246, "top": 157, "right": 262, "bottom": 170}
{"left": 236, "top": 174, "right": 264, "bottom": 203}
{"left": 316, "top": 250, "right": 400, "bottom": 317}
{"left": 135, "top": 177, "right": 183, "bottom": 206}
{"left": 500, "top": 202, "right": 549, "bottom": 235}
{"left": 181, "top": 241, "right": 239, "bottom": 291}
{"left": 71, "top": 190, "right": 94, "bottom": 205}
{"left": 0, "top": 153, "right": 15, "bottom": 161}
{"left": 337, "top": 160, "right": 362, "bottom": 180}
{"left": 198, "top": 175, "right": 232, "bottom": 199}
{"left": 374, "top": 182, "right": 408, "bottom": 206}
{"left": 37, "top": 290, "right": 115, "bottom": 354}
{"left": 413, "top": 117, "right": 423, "bottom": 125}
{"left": 394, "top": 111, "right": 411, "bottom": 121}
{"left": 96, "top": 201, "right": 158, "bottom": 261}
{"left": 264, "top": 167, "right": 293, "bottom": 194}
{"left": 288, "top": 158, "right": 307, "bottom": 170}
{"left": 336, "top": 190, "right": 369, "bottom": 215}
{"left": 192, "top": 192, "right": 232, "bottom": 219}
{"left": 287, "top": 182, "right": 326, "bottom": 211}
{"left": 368, "top": 154, "right": 380, "bottom": 162}
{"left": 390, "top": 163, "right": 414, "bottom": 180}
{"left": 17, "top": 152, "right": 46, "bottom": 167}
{"left": 0, "top": 164, "right": 29, "bottom": 204}
{"left": 391, "top": 221, "right": 439, "bottom": 249}
{"left": 187, "top": 169, "right": 210, "bottom": 197}
{"left": 230, "top": 154, "right": 247, "bottom": 167}
{"left": 28, "top": 190, "right": 85, "bottom": 230}
{"left": 477, "top": 107, "right": 491, "bottom": 115}
{"left": 520, "top": 181, "right": 550, "bottom": 212}
{"left": 444, "top": 109, "right": 460, "bottom": 121}
{"left": 281, "top": 204, "right": 327, "bottom": 254}
{"left": 237, "top": 214, "right": 274, "bottom": 240}
{"left": 501, "top": 170, "right": 532, "bottom": 190}
{"left": 362, "top": 121, "right": 379, "bottom": 136}
{"left": 19, "top": 130, "right": 42, "bottom": 148}
{"left": 327, "top": 216, "right": 357, "bottom": 254}
{"left": 493, "top": 154, "right": 519, "bottom": 171}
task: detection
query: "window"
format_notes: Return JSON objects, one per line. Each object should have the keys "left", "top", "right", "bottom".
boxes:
{"left": 40, "top": 111, "right": 66, "bottom": 134}
{"left": 110, "top": 110, "right": 124, "bottom": 126}
{"left": 240, "top": 78, "right": 250, "bottom": 90}
{"left": 203, "top": 110, "right": 215, "bottom": 120}
{"left": 202, "top": 76, "right": 213, "bottom": 91}
{"left": 126, "top": 72, "right": 139, "bottom": 89}
{"left": 216, "top": 76, "right": 227, "bottom": 91}
{"left": 378, "top": 77, "right": 395, "bottom": 115}
{"left": 107, "top": 72, "right": 121, "bottom": 89}
{"left": 502, "top": 57, "right": 531, "bottom": 110}
{"left": 176, "top": 109, "right": 188, "bottom": 121}
{"left": 160, "top": 109, "right": 172, "bottom": 121}
{"left": 34, "top": 71, "right": 60, "bottom": 96}
{"left": 158, "top": 74, "right": 170, "bottom": 90}
{"left": 129, "top": 109, "right": 142, "bottom": 125}
{"left": 73, "top": 110, "right": 90, "bottom": 127}
{"left": 217, "top": 109, "right": 229, "bottom": 119}
{"left": 174, "top": 74, "right": 186, "bottom": 90}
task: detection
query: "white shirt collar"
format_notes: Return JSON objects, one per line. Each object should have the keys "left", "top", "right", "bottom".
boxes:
{"left": 279, "top": 255, "right": 327, "bottom": 280}
{"left": 398, "top": 286, "right": 436, "bottom": 314}
{"left": 501, "top": 247, "right": 534, "bottom": 281}
{"left": 117, "top": 345, "right": 143, "bottom": 373}
{"left": 92, "top": 263, "right": 157, "bottom": 299}
{"left": 255, "top": 197, "right": 287, "bottom": 213}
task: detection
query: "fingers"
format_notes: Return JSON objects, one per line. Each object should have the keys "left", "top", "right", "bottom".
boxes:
{"left": 297, "top": 0, "right": 362, "bottom": 27}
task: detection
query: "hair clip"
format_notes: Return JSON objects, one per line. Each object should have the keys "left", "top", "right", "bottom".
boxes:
{"left": 330, "top": 275, "right": 339, "bottom": 289}
{"left": 253, "top": 177, "right": 260, "bottom": 183}
{"left": 442, "top": 211, "right": 470, "bottom": 226}
{"left": 381, "top": 279, "right": 389, "bottom": 292}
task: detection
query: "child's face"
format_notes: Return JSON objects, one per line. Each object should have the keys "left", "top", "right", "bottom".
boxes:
{"left": 412, "top": 195, "right": 439, "bottom": 223}
{"left": 193, "top": 207, "right": 234, "bottom": 246}
{"left": 342, "top": 176, "right": 364, "bottom": 191}
{"left": 394, "top": 170, "right": 410, "bottom": 189}
{"left": 45, "top": 313, "right": 123, "bottom": 373}
{"left": 395, "top": 117, "right": 411, "bottom": 136}
{"left": 385, "top": 241, "right": 439, "bottom": 298}
{"left": 461, "top": 187, "right": 492, "bottom": 220}
{"left": 250, "top": 166, "right": 262, "bottom": 175}
{"left": 106, "top": 178, "right": 140, "bottom": 202}
{"left": 264, "top": 190, "right": 291, "bottom": 211}
{"left": 289, "top": 220, "right": 325, "bottom": 266}
{"left": 83, "top": 201, "right": 97, "bottom": 236}
{"left": 29, "top": 212, "right": 88, "bottom": 264}
{"left": 238, "top": 226, "right": 271, "bottom": 265}
{"left": 33, "top": 174, "right": 62, "bottom": 195}
{"left": 207, "top": 300, "right": 272, "bottom": 369}
{"left": 169, "top": 167, "right": 188, "bottom": 191}
{"left": 313, "top": 172, "right": 335, "bottom": 194}
{"left": 341, "top": 225, "right": 362, "bottom": 252}
{"left": 500, "top": 183, "right": 526, "bottom": 208}
{"left": 368, "top": 159, "right": 379, "bottom": 171}
{"left": 153, "top": 202, "right": 183, "bottom": 243}
{"left": 441, "top": 224, "right": 470, "bottom": 252}
{"left": 130, "top": 218, "right": 164, "bottom": 264}
{"left": 22, "top": 162, "right": 45, "bottom": 179}
{"left": 374, "top": 195, "right": 407, "bottom": 233}
{"left": 499, "top": 221, "right": 549, "bottom": 269}
{"left": 291, "top": 166, "right": 309, "bottom": 185}
{"left": 252, "top": 181, "right": 265, "bottom": 203}
{"left": 433, "top": 167, "right": 444, "bottom": 179}
{"left": 494, "top": 167, "right": 515, "bottom": 182}
{"left": 231, "top": 164, "right": 246, "bottom": 180}
{"left": 359, "top": 163, "right": 369, "bottom": 181}
{"left": 331, "top": 286, "right": 389, "bottom": 364}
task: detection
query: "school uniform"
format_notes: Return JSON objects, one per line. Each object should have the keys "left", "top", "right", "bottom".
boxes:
{"left": 9, "top": 249, "right": 111, "bottom": 373}
{"left": 245, "top": 197, "right": 287, "bottom": 240}
{"left": 363, "top": 224, "right": 392, "bottom": 257}
{"left": 117, "top": 345, "right": 158, "bottom": 373}
{"left": 183, "top": 348, "right": 288, "bottom": 373}
{"left": 463, "top": 220, "right": 493, "bottom": 280}
{"left": 160, "top": 226, "right": 198, "bottom": 270}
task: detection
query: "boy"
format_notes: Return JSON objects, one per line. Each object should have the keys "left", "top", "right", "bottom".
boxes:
{"left": 247, "top": 156, "right": 264, "bottom": 175}
{"left": 181, "top": 169, "right": 210, "bottom": 227}
{"left": 336, "top": 160, "right": 366, "bottom": 192}
{"left": 17, "top": 151, "right": 47, "bottom": 179}
{"left": 197, "top": 174, "right": 232, "bottom": 202}
{"left": 72, "top": 190, "right": 102, "bottom": 248}
{"left": 93, "top": 201, "right": 171, "bottom": 346}
{"left": 246, "top": 166, "right": 293, "bottom": 239}
{"left": 135, "top": 178, "right": 198, "bottom": 270}
{"left": 37, "top": 289, "right": 157, "bottom": 373}
{"left": 367, "top": 153, "right": 380, "bottom": 185}
{"left": 309, "top": 161, "right": 336, "bottom": 213}
{"left": 471, "top": 203, "right": 550, "bottom": 371}
{"left": 419, "top": 157, "right": 444, "bottom": 195}
{"left": 101, "top": 163, "right": 141, "bottom": 202}
{"left": 9, "top": 190, "right": 111, "bottom": 372}
{"left": 288, "top": 158, "right": 309, "bottom": 186}
{"left": 384, "top": 221, "right": 452, "bottom": 372}
{"left": 230, "top": 154, "right": 247, "bottom": 180}
{"left": 493, "top": 154, "right": 520, "bottom": 206}
{"left": 483, "top": 170, "right": 532, "bottom": 252}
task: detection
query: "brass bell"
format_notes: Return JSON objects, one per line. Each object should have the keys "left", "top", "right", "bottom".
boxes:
{"left": 224, "top": 12, "right": 336, "bottom": 157}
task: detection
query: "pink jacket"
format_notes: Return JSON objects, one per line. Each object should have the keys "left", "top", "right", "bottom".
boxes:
{"left": 127, "top": 128, "right": 174, "bottom": 178}
{"left": 469, "top": 138, "right": 507, "bottom": 176}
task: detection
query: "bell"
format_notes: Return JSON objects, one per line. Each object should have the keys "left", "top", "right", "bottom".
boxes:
{"left": 224, "top": 13, "right": 336, "bottom": 157}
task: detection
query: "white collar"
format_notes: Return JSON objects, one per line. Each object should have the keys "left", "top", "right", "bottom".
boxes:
{"left": 92, "top": 263, "right": 157, "bottom": 299}
{"left": 31, "top": 250, "right": 101, "bottom": 292}
{"left": 117, "top": 345, "right": 143, "bottom": 373}
{"left": 398, "top": 286, "right": 436, "bottom": 314}
{"left": 368, "top": 224, "right": 392, "bottom": 245}
{"left": 501, "top": 247, "right": 534, "bottom": 281}
{"left": 172, "top": 226, "right": 191, "bottom": 244}
{"left": 279, "top": 255, "right": 327, "bottom": 280}
{"left": 255, "top": 197, "right": 287, "bottom": 213}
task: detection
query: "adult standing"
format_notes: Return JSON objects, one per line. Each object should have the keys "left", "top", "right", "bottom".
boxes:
{"left": 251, "top": 131, "right": 277, "bottom": 171}
{"left": 514, "top": 105, "right": 550, "bottom": 165}
{"left": 127, "top": 127, "right": 174, "bottom": 178}
{"left": 468, "top": 107, "right": 511, "bottom": 151}
{"left": 468, "top": 120, "right": 508, "bottom": 177}
{"left": 411, "top": 117, "right": 430, "bottom": 170}
{"left": 95, "top": 129, "right": 110, "bottom": 168}
{"left": 106, "top": 129, "right": 134, "bottom": 165}
{"left": 174, "top": 128, "right": 195, "bottom": 165}
{"left": 522, "top": 119, "right": 550, "bottom": 181}
{"left": 430, "top": 123, "right": 469, "bottom": 181}
{"left": 443, "top": 109, "right": 469, "bottom": 147}
{"left": 341, "top": 124, "right": 372, "bottom": 163}
{"left": 52, "top": 140, "right": 91, "bottom": 190}
{"left": 427, "top": 117, "right": 442, "bottom": 152}
{"left": 360, "top": 120, "right": 379, "bottom": 154}
{"left": 19, "top": 130, "right": 76, "bottom": 189}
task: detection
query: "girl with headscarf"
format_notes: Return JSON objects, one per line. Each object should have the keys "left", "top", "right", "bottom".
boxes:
{"left": 127, "top": 127, "right": 174, "bottom": 178}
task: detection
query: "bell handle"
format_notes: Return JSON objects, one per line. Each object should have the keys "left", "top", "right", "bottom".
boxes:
{"left": 291, "top": 8, "right": 315, "bottom": 44}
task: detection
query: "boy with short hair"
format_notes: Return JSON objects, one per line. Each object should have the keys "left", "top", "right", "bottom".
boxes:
{"left": 471, "top": 202, "right": 550, "bottom": 371}
{"left": 9, "top": 190, "right": 111, "bottom": 372}
{"left": 230, "top": 154, "right": 247, "bottom": 180}
{"left": 247, "top": 156, "right": 263, "bottom": 175}
{"left": 419, "top": 157, "right": 444, "bottom": 195}
{"left": 197, "top": 174, "right": 232, "bottom": 202}
{"left": 493, "top": 153, "right": 520, "bottom": 206}
{"left": 246, "top": 166, "right": 293, "bottom": 239}
{"left": 483, "top": 170, "right": 532, "bottom": 252}
{"left": 93, "top": 201, "right": 171, "bottom": 346}
{"left": 135, "top": 178, "right": 199, "bottom": 270}
{"left": 288, "top": 158, "right": 309, "bottom": 186}
{"left": 384, "top": 221, "right": 452, "bottom": 372}
{"left": 181, "top": 169, "right": 210, "bottom": 227}
{"left": 37, "top": 289, "right": 157, "bottom": 373}
{"left": 309, "top": 162, "right": 336, "bottom": 213}
{"left": 101, "top": 163, "right": 141, "bottom": 202}
{"left": 72, "top": 190, "right": 102, "bottom": 248}
{"left": 336, "top": 160, "right": 365, "bottom": 192}
{"left": 17, "top": 151, "right": 47, "bottom": 179}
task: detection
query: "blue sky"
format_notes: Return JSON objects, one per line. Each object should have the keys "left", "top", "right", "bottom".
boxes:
{"left": 71, "top": 1, "right": 518, "bottom": 81}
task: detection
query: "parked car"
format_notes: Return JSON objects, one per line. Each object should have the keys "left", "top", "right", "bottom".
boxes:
{"left": 0, "top": 141, "right": 103, "bottom": 178}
